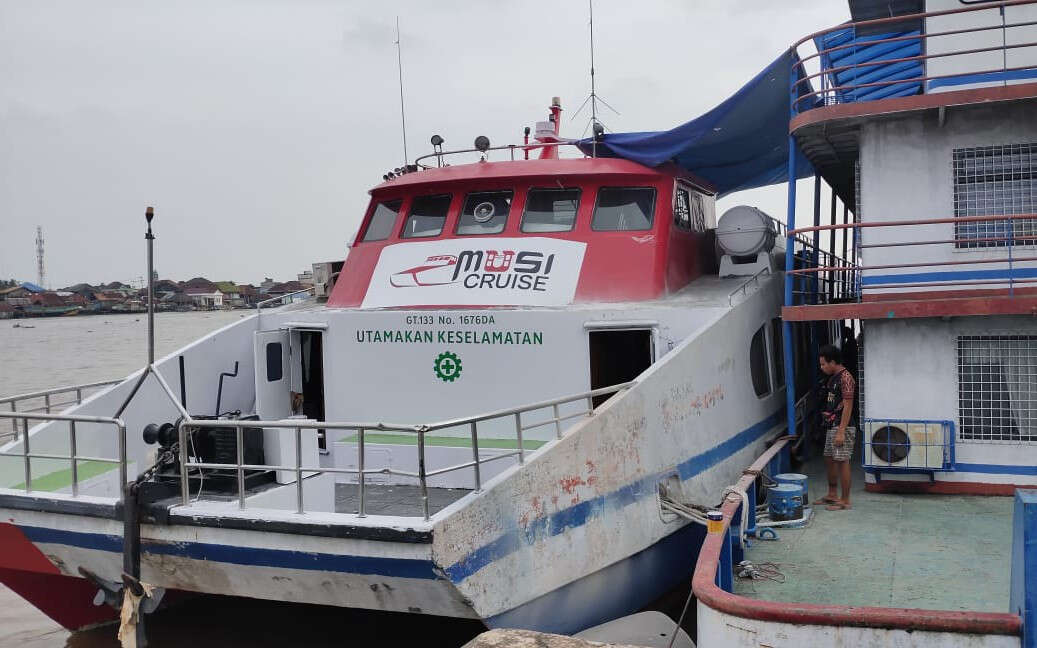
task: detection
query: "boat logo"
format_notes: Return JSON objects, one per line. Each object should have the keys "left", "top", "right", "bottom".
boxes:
{"left": 434, "top": 351, "right": 462, "bottom": 382}
{"left": 389, "top": 249, "right": 555, "bottom": 292}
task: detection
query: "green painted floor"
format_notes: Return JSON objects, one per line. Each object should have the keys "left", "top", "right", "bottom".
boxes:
{"left": 733, "top": 460, "right": 1013, "bottom": 612}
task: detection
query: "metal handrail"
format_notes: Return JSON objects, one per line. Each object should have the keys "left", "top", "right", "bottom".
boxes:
{"left": 412, "top": 140, "right": 580, "bottom": 168}
{"left": 790, "top": 0, "right": 1037, "bottom": 113}
{"left": 0, "top": 380, "right": 120, "bottom": 441}
{"left": 176, "top": 381, "right": 634, "bottom": 520}
{"left": 787, "top": 212, "right": 1037, "bottom": 296}
{"left": 0, "top": 411, "right": 127, "bottom": 498}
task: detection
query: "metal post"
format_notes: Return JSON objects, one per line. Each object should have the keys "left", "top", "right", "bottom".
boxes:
{"left": 22, "top": 417, "right": 31, "bottom": 492}
{"left": 470, "top": 421, "right": 482, "bottom": 492}
{"left": 295, "top": 426, "right": 304, "bottom": 514}
{"left": 117, "top": 422, "right": 127, "bottom": 495}
{"left": 9, "top": 401, "right": 17, "bottom": 441}
{"left": 829, "top": 187, "right": 837, "bottom": 301}
{"left": 812, "top": 174, "right": 821, "bottom": 304}
{"left": 514, "top": 413, "right": 525, "bottom": 464}
{"left": 586, "top": 395, "right": 594, "bottom": 415}
{"left": 236, "top": 427, "right": 245, "bottom": 509}
{"left": 145, "top": 207, "right": 155, "bottom": 366}
{"left": 784, "top": 133, "right": 799, "bottom": 438}
{"left": 418, "top": 431, "right": 429, "bottom": 521}
{"left": 179, "top": 424, "right": 190, "bottom": 506}
{"left": 357, "top": 428, "right": 366, "bottom": 518}
{"left": 44, "top": 393, "right": 51, "bottom": 414}
{"left": 552, "top": 403, "right": 562, "bottom": 439}
{"left": 75, "top": 387, "right": 82, "bottom": 404}
{"left": 69, "top": 421, "right": 78, "bottom": 498}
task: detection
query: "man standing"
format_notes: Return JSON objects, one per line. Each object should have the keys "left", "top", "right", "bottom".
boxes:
{"left": 815, "top": 344, "right": 857, "bottom": 511}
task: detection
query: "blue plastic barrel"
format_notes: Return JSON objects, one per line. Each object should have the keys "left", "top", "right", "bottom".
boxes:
{"left": 768, "top": 483, "right": 804, "bottom": 521}
{"left": 774, "top": 473, "right": 809, "bottom": 508}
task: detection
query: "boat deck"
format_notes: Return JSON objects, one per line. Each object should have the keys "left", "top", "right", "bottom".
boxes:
{"left": 334, "top": 483, "right": 470, "bottom": 517}
{"left": 734, "top": 459, "right": 1013, "bottom": 612}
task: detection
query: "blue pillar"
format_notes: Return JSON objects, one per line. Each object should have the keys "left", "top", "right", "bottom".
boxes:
{"left": 1011, "top": 489, "right": 1037, "bottom": 648}
{"left": 784, "top": 136, "right": 799, "bottom": 436}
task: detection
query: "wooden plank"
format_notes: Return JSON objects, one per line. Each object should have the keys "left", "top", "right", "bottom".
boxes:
{"left": 783, "top": 295, "right": 1037, "bottom": 321}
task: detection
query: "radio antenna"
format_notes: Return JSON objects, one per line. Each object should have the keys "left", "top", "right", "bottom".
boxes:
{"left": 572, "top": 0, "right": 620, "bottom": 152}
{"left": 395, "top": 16, "right": 409, "bottom": 166}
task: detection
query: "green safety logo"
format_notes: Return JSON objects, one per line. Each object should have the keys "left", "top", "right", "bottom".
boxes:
{"left": 434, "top": 351, "right": 462, "bottom": 382}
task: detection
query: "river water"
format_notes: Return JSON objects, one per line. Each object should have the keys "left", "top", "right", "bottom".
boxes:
{"left": 0, "top": 311, "right": 486, "bottom": 647}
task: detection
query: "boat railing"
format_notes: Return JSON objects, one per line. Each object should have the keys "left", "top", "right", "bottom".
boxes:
{"left": 412, "top": 140, "right": 582, "bottom": 169}
{"left": 790, "top": 0, "right": 1037, "bottom": 115}
{"left": 788, "top": 212, "right": 1037, "bottom": 300}
{"left": 770, "top": 216, "right": 857, "bottom": 304}
{"left": 0, "top": 410, "right": 127, "bottom": 497}
{"left": 176, "top": 381, "right": 636, "bottom": 520}
{"left": 0, "top": 380, "right": 121, "bottom": 442}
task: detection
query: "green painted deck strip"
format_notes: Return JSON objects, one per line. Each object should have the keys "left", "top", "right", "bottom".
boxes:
{"left": 336, "top": 433, "right": 546, "bottom": 450}
{"left": 734, "top": 459, "right": 1013, "bottom": 612}
{"left": 12, "top": 460, "right": 118, "bottom": 492}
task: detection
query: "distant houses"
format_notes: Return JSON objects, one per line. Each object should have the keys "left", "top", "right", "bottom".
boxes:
{"left": 0, "top": 271, "right": 310, "bottom": 319}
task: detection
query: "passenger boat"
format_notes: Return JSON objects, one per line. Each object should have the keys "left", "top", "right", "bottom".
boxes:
{"left": 0, "top": 92, "right": 802, "bottom": 636}
{"left": 5, "top": 2, "right": 1037, "bottom": 647}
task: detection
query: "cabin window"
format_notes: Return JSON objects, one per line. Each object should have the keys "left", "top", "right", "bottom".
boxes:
{"left": 953, "top": 143, "right": 1036, "bottom": 248}
{"left": 958, "top": 335, "right": 1037, "bottom": 442}
{"left": 674, "top": 188, "right": 691, "bottom": 230}
{"left": 592, "top": 187, "right": 655, "bottom": 231}
{"left": 521, "top": 188, "right": 580, "bottom": 232}
{"left": 401, "top": 194, "right": 452, "bottom": 238}
{"left": 361, "top": 200, "right": 402, "bottom": 242}
{"left": 456, "top": 191, "right": 513, "bottom": 235}
{"left": 265, "top": 342, "right": 283, "bottom": 382}
{"left": 750, "top": 325, "right": 770, "bottom": 398}
{"left": 770, "top": 318, "right": 785, "bottom": 389}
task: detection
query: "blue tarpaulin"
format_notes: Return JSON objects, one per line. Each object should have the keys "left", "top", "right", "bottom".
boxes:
{"left": 577, "top": 49, "right": 817, "bottom": 197}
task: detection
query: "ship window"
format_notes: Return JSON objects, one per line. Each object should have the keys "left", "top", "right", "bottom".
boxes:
{"left": 592, "top": 187, "right": 656, "bottom": 231}
{"left": 958, "top": 335, "right": 1037, "bottom": 442}
{"left": 521, "top": 188, "right": 580, "bottom": 232}
{"left": 401, "top": 194, "right": 452, "bottom": 238}
{"left": 750, "top": 325, "right": 770, "bottom": 398}
{"left": 674, "top": 187, "right": 691, "bottom": 230}
{"left": 361, "top": 200, "right": 402, "bottom": 242}
{"left": 265, "top": 342, "right": 283, "bottom": 382}
{"left": 953, "top": 143, "right": 1036, "bottom": 248}
{"left": 456, "top": 191, "right": 513, "bottom": 235}
{"left": 771, "top": 318, "right": 785, "bottom": 389}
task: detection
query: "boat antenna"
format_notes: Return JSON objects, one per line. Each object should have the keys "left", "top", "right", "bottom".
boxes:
{"left": 395, "top": 16, "right": 409, "bottom": 166}
{"left": 572, "top": 0, "right": 620, "bottom": 154}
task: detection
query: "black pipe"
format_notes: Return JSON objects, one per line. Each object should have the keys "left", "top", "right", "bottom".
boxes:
{"left": 122, "top": 483, "right": 147, "bottom": 646}
{"left": 178, "top": 355, "right": 187, "bottom": 409}
{"left": 215, "top": 361, "right": 239, "bottom": 416}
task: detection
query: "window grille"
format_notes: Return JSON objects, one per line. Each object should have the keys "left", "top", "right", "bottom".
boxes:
{"left": 957, "top": 335, "right": 1037, "bottom": 442}
{"left": 953, "top": 143, "right": 1037, "bottom": 248}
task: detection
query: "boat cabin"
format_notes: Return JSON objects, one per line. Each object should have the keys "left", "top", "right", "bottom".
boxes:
{"left": 330, "top": 157, "right": 718, "bottom": 308}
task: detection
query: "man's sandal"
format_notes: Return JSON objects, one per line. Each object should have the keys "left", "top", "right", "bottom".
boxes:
{"left": 825, "top": 503, "right": 852, "bottom": 511}
{"left": 813, "top": 496, "right": 839, "bottom": 505}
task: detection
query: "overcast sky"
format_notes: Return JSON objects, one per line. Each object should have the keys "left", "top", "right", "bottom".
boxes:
{"left": 0, "top": 1, "right": 849, "bottom": 288}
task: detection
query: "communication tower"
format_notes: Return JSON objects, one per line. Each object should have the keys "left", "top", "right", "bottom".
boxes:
{"left": 35, "top": 226, "right": 45, "bottom": 289}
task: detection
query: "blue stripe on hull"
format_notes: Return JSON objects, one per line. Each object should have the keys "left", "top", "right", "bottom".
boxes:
{"left": 21, "top": 525, "right": 439, "bottom": 579}
{"left": 445, "top": 410, "right": 783, "bottom": 583}
{"left": 484, "top": 520, "right": 706, "bottom": 635}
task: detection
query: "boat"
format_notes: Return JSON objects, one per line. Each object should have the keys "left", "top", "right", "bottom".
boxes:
{"left": 2, "top": 2, "right": 1036, "bottom": 646}
{"left": 0, "top": 86, "right": 810, "bottom": 638}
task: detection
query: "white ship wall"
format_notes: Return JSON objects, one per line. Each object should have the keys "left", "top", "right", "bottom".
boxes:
{"left": 925, "top": 0, "right": 1037, "bottom": 94}
{"left": 858, "top": 102, "right": 1037, "bottom": 297}
{"left": 431, "top": 276, "right": 787, "bottom": 626}
{"left": 863, "top": 315, "right": 1037, "bottom": 485}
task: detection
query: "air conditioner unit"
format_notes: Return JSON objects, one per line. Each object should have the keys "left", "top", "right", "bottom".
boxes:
{"left": 865, "top": 420, "right": 948, "bottom": 470}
